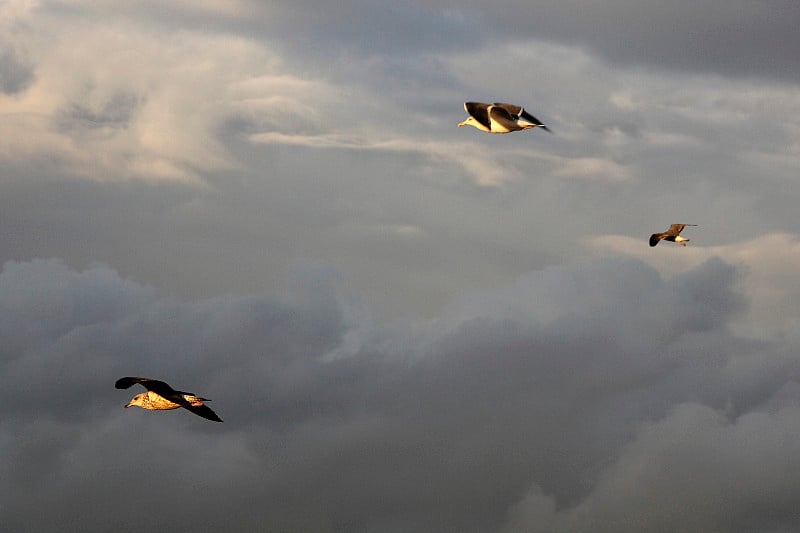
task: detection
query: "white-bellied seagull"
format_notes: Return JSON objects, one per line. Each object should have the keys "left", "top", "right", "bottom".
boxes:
{"left": 458, "top": 102, "right": 551, "bottom": 134}
{"left": 649, "top": 224, "right": 698, "bottom": 247}
{"left": 116, "top": 377, "right": 223, "bottom": 422}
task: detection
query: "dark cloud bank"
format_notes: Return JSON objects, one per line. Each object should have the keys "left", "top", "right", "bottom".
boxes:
{"left": 251, "top": 0, "right": 800, "bottom": 82}
{"left": 3, "top": 257, "right": 800, "bottom": 532}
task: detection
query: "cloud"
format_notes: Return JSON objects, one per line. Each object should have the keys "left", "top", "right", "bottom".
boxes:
{"left": 587, "top": 232, "right": 800, "bottom": 337}
{"left": 0, "top": 45, "right": 33, "bottom": 94}
{"left": 249, "top": 130, "right": 556, "bottom": 186}
{"left": 2, "top": 0, "right": 799, "bottom": 321}
{"left": 3, "top": 2, "right": 800, "bottom": 530}
{"left": 440, "top": 0, "right": 800, "bottom": 82}
{"left": 506, "top": 402, "right": 800, "bottom": 533}
{"left": 3, "top": 254, "right": 800, "bottom": 532}
{"left": 142, "top": 0, "right": 800, "bottom": 83}
{"left": 0, "top": 2, "right": 326, "bottom": 183}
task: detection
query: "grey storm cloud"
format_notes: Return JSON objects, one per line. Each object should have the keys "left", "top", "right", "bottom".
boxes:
{"left": 242, "top": 0, "right": 800, "bottom": 81}
{"left": 3, "top": 257, "right": 800, "bottom": 532}
{"left": 0, "top": 46, "right": 34, "bottom": 94}
{"left": 507, "top": 402, "right": 800, "bottom": 533}
{"left": 468, "top": 0, "right": 800, "bottom": 82}
{"left": 3, "top": 1, "right": 800, "bottom": 532}
{"left": 59, "top": 0, "right": 800, "bottom": 81}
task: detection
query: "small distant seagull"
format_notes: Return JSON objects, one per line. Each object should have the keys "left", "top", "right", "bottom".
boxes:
{"left": 458, "top": 102, "right": 552, "bottom": 134}
{"left": 649, "top": 224, "right": 698, "bottom": 247}
{"left": 116, "top": 377, "right": 223, "bottom": 422}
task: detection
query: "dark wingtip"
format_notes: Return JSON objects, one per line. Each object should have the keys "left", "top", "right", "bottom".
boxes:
{"left": 186, "top": 404, "right": 224, "bottom": 422}
{"left": 115, "top": 377, "right": 133, "bottom": 389}
{"left": 649, "top": 234, "right": 660, "bottom": 247}
{"left": 206, "top": 409, "right": 224, "bottom": 422}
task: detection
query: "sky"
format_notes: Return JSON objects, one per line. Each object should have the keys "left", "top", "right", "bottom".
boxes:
{"left": 2, "top": 1, "right": 800, "bottom": 531}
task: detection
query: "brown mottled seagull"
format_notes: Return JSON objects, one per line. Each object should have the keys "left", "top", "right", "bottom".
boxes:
{"left": 458, "top": 102, "right": 551, "bottom": 134}
{"left": 116, "top": 377, "right": 223, "bottom": 422}
{"left": 649, "top": 224, "right": 698, "bottom": 247}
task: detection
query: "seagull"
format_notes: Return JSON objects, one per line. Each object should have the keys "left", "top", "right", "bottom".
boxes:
{"left": 649, "top": 224, "right": 698, "bottom": 247}
{"left": 458, "top": 102, "right": 551, "bottom": 134}
{"left": 115, "top": 377, "right": 223, "bottom": 422}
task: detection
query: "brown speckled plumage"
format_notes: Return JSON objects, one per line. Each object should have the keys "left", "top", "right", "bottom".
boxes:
{"left": 116, "top": 377, "right": 223, "bottom": 422}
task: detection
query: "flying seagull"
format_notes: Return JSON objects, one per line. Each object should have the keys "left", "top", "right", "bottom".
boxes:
{"left": 458, "top": 102, "right": 551, "bottom": 134}
{"left": 115, "top": 377, "right": 223, "bottom": 422}
{"left": 649, "top": 224, "right": 698, "bottom": 247}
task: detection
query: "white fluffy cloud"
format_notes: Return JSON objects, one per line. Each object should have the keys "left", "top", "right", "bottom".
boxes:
{"left": 0, "top": 1, "right": 336, "bottom": 183}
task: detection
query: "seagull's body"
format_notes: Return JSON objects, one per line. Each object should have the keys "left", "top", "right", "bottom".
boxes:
{"left": 116, "top": 377, "right": 222, "bottom": 422}
{"left": 458, "top": 102, "right": 551, "bottom": 134}
{"left": 649, "top": 224, "right": 698, "bottom": 247}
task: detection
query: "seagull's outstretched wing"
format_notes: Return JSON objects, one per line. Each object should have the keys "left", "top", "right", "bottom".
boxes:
{"left": 464, "top": 102, "right": 491, "bottom": 130}
{"left": 492, "top": 102, "right": 524, "bottom": 116}
{"left": 493, "top": 102, "right": 552, "bottom": 133}
{"left": 116, "top": 377, "right": 178, "bottom": 396}
{"left": 116, "top": 377, "right": 193, "bottom": 407}
{"left": 488, "top": 105, "right": 520, "bottom": 131}
{"left": 667, "top": 224, "right": 698, "bottom": 236}
{"left": 115, "top": 376, "right": 147, "bottom": 389}
{"left": 667, "top": 224, "right": 686, "bottom": 236}
{"left": 649, "top": 233, "right": 665, "bottom": 247}
{"left": 184, "top": 403, "right": 223, "bottom": 422}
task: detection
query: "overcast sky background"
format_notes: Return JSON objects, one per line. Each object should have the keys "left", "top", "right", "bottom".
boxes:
{"left": 3, "top": 1, "right": 800, "bottom": 531}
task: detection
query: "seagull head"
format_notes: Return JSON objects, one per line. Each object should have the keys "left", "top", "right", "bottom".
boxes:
{"left": 125, "top": 393, "right": 146, "bottom": 408}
